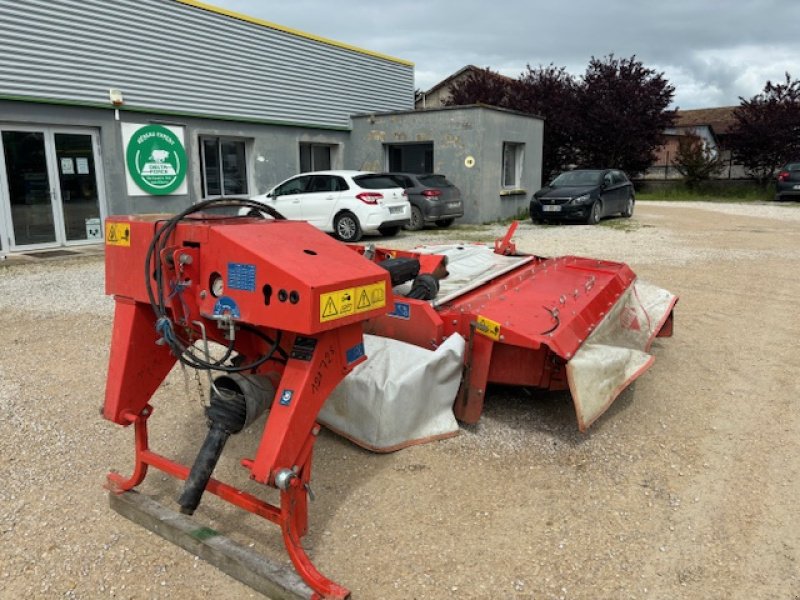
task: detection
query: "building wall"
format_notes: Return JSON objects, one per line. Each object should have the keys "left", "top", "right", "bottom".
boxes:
{"left": 0, "top": 100, "right": 349, "bottom": 216}
{"left": 349, "top": 106, "right": 543, "bottom": 223}
{"left": 0, "top": 0, "right": 414, "bottom": 129}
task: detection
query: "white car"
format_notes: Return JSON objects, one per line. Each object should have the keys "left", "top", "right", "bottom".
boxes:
{"left": 244, "top": 170, "right": 410, "bottom": 242}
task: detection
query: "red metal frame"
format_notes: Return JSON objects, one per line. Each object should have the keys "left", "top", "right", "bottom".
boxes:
{"left": 103, "top": 216, "right": 674, "bottom": 596}
{"left": 103, "top": 215, "right": 395, "bottom": 599}
{"left": 106, "top": 406, "right": 347, "bottom": 599}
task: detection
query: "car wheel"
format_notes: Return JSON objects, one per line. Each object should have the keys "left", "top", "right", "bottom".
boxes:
{"left": 378, "top": 225, "right": 400, "bottom": 237}
{"left": 333, "top": 211, "right": 362, "bottom": 242}
{"left": 404, "top": 206, "right": 424, "bottom": 231}
{"left": 586, "top": 200, "right": 602, "bottom": 225}
{"left": 434, "top": 218, "right": 455, "bottom": 228}
{"left": 622, "top": 193, "right": 635, "bottom": 218}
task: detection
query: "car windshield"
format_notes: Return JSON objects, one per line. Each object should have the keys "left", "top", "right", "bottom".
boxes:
{"left": 417, "top": 174, "right": 453, "bottom": 188}
{"left": 551, "top": 170, "right": 603, "bottom": 187}
{"left": 353, "top": 174, "right": 400, "bottom": 189}
{"left": 785, "top": 163, "right": 800, "bottom": 171}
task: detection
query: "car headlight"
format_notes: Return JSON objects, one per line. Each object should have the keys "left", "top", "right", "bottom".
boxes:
{"left": 572, "top": 193, "right": 591, "bottom": 204}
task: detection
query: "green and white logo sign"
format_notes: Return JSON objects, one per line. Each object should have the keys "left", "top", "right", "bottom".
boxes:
{"left": 125, "top": 124, "right": 187, "bottom": 195}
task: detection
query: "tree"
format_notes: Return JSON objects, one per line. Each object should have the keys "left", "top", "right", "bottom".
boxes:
{"left": 574, "top": 55, "right": 676, "bottom": 177}
{"left": 515, "top": 64, "right": 580, "bottom": 181}
{"left": 446, "top": 64, "right": 580, "bottom": 180}
{"left": 672, "top": 131, "right": 723, "bottom": 189}
{"left": 727, "top": 73, "right": 800, "bottom": 184}
{"left": 443, "top": 56, "right": 676, "bottom": 180}
{"left": 445, "top": 67, "right": 516, "bottom": 109}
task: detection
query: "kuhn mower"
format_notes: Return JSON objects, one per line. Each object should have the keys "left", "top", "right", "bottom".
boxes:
{"left": 102, "top": 202, "right": 675, "bottom": 598}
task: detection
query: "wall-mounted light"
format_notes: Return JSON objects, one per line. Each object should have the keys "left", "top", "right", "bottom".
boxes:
{"left": 109, "top": 88, "right": 124, "bottom": 106}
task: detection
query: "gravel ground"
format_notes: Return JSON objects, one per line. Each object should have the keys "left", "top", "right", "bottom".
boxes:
{"left": 1, "top": 200, "right": 799, "bottom": 599}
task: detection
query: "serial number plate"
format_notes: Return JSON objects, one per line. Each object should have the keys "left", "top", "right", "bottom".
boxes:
{"left": 542, "top": 205, "right": 562, "bottom": 212}
{"left": 793, "top": 184, "right": 800, "bottom": 190}
{"left": 389, "top": 206, "right": 404, "bottom": 214}
{"left": 447, "top": 202, "right": 461, "bottom": 208}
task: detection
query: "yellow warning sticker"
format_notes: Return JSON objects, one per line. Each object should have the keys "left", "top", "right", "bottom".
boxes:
{"left": 319, "top": 281, "right": 387, "bottom": 323}
{"left": 354, "top": 281, "right": 386, "bottom": 314}
{"left": 105, "top": 222, "right": 131, "bottom": 247}
{"left": 475, "top": 315, "right": 501, "bottom": 341}
{"left": 320, "top": 288, "right": 355, "bottom": 323}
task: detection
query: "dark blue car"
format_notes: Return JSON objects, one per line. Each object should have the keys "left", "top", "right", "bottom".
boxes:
{"left": 530, "top": 169, "right": 635, "bottom": 225}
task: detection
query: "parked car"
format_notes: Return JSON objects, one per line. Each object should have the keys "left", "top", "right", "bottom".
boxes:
{"left": 530, "top": 169, "right": 635, "bottom": 225}
{"left": 243, "top": 170, "right": 409, "bottom": 242}
{"left": 385, "top": 172, "right": 464, "bottom": 230}
{"left": 775, "top": 162, "right": 800, "bottom": 201}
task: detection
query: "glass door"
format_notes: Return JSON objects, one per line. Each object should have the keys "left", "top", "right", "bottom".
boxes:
{"left": 54, "top": 132, "right": 102, "bottom": 243}
{"left": 0, "top": 126, "right": 105, "bottom": 251}
{"left": 1, "top": 130, "right": 58, "bottom": 248}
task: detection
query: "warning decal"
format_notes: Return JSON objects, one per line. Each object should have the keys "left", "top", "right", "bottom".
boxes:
{"left": 354, "top": 281, "right": 386, "bottom": 314}
{"left": 320, "top": 288, "right": 355, "bottom": 323}
{"left": 319, "top": 281, "right": 387, "bottom": 323}
{"left": 105, "top": 222, "right": 131, "bottom": 247}
{"left": 475, "top": 315, "right": 501, "bottom": 341}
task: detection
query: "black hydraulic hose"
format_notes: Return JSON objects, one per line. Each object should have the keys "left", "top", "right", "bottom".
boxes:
{"left": 177, "top": 424, "right": 230, "bottom": 515}
{"left": 178, "top": 385, "right": 250, "bottom": 515}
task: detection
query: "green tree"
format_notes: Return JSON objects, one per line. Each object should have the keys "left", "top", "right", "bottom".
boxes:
{"left": 673, "top": 131, "right": 723, "bottom": 189}
{"left": 727, "top": 73, "right": 800, "bottom": 184}
{"left": 575, "top": 55, "right": 676, "bottom": 177}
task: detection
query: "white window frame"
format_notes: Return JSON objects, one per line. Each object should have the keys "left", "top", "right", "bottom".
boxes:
{"left": 502, "top": 142, "right": 525, "bottom": 189}
{"left": 199, "top": 136, "right": 250, "bottom": 198}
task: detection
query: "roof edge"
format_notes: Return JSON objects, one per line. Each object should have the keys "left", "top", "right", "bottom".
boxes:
{"left": 352, "top": 103, "right": 545, "bottom": 122}
{"left": 176, "top": 0, "right": 414, "bottom": 67}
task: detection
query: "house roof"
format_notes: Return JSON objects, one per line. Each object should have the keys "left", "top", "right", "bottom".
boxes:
{"left": 422, "top": 65, "right": 515, "bottom": 95}
{"left": 675, "top": 106, "right": 738, "bottom": 135}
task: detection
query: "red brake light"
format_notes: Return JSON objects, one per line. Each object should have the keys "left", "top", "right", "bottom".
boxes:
{"left": 422, "top": 189, "right": 442, "bottom": 197}
{"left": 778, "top": 171, "right": 789, "bottom": 181}
{"left": 356, "top": 192, "right": 382, "bottom": 205}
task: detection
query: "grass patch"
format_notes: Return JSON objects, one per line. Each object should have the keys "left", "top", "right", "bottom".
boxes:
{"left": 635, "top": 180, "right": 772, "bottom": 202}
{"left": 495, "top": 206, "right": 532, "bottom": 225}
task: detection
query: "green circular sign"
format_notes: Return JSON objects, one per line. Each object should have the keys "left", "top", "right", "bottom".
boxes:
{"left": 126, "top": 124, "right": 187, "bottom": 195}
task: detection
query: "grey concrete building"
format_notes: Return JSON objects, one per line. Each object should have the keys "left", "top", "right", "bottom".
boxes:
{"left": 350, "top": 106, "right": 543, "bottom": 224}
{"left": 0, "top": 0, "right": 543, "bottom": 258}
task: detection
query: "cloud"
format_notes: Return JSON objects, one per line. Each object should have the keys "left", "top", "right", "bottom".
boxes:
{"left": 213, "top": 0, "right": 800, "bottom": 108}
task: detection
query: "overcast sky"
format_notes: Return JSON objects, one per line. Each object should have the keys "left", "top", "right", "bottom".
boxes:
{"left": 211, "top": 1, "right": 799, "bottom": 110}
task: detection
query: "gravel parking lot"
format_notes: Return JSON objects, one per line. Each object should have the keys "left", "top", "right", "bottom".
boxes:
{"left": 1, "top": 201, "right": 799, "bottom": 599}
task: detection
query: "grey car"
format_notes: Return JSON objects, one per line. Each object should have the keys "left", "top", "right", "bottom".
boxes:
{"left": 775, "top": 162, "right": 800, "bottom": 201}
{"left": 386, "top": 173, "right": 464, "bottom": 230}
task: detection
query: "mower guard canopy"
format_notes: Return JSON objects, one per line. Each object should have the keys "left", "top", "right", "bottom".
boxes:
{"left": 363, "top": 243, "right": 677, "bottom": 432}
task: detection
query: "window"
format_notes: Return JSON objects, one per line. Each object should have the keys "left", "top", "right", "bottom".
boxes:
{"left": 299, "top": 143, "right": 334, "bottom": 172}
{"left": 308, "top": 175, "right": 347, "bottom": 193}
{"left": 200, "top": 137, "right": 248, "bottom": 197}
{"left": 274, "top": 175, "right": 311, "bottom": 197}
{"left": 387, "top": 143, "right": 433, "bottom": 174}
{"left": 502, "top": 142, "right": 524, "bottom": 188}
